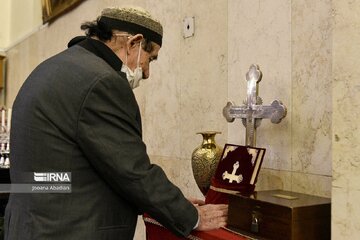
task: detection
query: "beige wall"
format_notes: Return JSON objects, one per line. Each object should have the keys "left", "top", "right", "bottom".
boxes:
{"left": 332, "top": 1, "right": 360, "bottom": 239}
{"left": 228, "top": 0, "right": 332, "bottom": 198}
{"left": 3, "top": 0, "right": 360, "bottom": 239}
{"left": 0, "top": 0, "right": 42, "bottom": 50}
{"left": 0, "top": 0, "right": 11, "bottom": 51}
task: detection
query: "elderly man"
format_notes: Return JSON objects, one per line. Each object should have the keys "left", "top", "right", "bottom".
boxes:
{"left": 5, "top": 6, "right": 227, "bottom": 240}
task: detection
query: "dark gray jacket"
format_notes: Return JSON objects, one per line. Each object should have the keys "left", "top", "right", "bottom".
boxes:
{"left": 5, "top": 40, "right": 197, "bottom": 240}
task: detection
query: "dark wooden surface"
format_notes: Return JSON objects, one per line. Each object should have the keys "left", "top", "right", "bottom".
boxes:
{"left": 227, "top": 189, "right": 331, "bottom": 240}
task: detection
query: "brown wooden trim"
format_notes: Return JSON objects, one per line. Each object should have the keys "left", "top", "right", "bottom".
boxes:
{"left": 41, "top": 0, "right": 86, "bottom": 23}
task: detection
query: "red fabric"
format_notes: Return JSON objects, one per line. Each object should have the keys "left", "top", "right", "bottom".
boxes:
{"left": 143, "top": 215, "right": 248, "bottom": 240}
{"left": 192, "top": 229, "right": 248, "bottom": 240}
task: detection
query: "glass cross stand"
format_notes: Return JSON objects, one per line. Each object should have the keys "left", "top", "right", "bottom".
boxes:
{"left": 0, "top": 108, "right": 11, "bottom": 169}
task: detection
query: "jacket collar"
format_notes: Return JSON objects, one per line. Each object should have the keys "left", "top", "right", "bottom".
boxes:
{"left": 68, "top": 36, "right": 123, "bottom": 72}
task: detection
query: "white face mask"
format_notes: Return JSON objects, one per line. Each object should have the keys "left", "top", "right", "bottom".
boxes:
{"left": 121, "top": 41, "right": 143, "bottom": 89}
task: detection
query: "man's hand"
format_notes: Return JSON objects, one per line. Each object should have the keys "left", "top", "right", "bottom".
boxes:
{"left": 195, "top": 204, "right": 228, "bottom": 231}
{"left": 187, "top": 197, "right": 205, "bottom": 206}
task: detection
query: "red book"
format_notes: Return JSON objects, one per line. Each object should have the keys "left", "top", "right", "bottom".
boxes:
{"left": 205, "top": 144, "right": 266, "bottom": 204}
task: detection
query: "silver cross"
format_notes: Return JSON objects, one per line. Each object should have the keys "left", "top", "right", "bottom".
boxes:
{"left": 223, "top": 64, "right": 287, "bottom": 147}
{"left": 222, "top": 161, "right": 243, "bottom": 183}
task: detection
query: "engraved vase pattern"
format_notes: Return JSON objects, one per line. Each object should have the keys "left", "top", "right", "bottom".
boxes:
{"left": 191, "top": 131, "right": 222, "bottom": 196}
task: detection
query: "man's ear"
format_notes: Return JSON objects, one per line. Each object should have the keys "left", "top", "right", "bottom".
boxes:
{"left": 128, "top": 34, "right": 144, "bottom": 48}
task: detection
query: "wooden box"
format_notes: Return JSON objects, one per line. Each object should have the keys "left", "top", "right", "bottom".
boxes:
{"left": 227, "top": 189, "right": 331, "bottom": 240}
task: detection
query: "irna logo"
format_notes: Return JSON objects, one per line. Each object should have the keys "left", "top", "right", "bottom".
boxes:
{"left": 34, "top": 172, "right": 71, "bottom": 182}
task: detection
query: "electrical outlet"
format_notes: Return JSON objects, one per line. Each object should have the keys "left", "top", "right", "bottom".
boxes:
{"left": 183, "top": 17, "right": 195, "bottom": 38}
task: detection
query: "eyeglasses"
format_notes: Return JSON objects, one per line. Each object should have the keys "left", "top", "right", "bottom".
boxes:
{"left": 149, "top": 56, "right": 157, "bottom": 63}
{"left": 114, "top": 33, "right": 158, "bottom": 63}
{"left": 113, "top": 33, "right": 132, "bottom": 38}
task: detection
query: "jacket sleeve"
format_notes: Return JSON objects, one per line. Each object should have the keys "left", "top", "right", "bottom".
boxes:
{"left": 76, "top": 74, "right": 198, "bottom": 237}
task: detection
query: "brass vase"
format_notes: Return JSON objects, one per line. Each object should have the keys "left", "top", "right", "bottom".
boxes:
{"left": 191, "top": 131, "right": 223, "bottom": 196}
